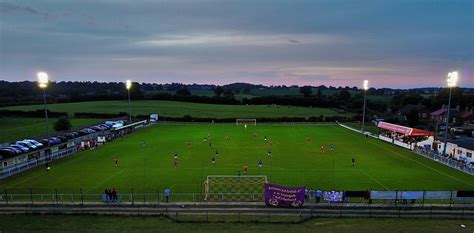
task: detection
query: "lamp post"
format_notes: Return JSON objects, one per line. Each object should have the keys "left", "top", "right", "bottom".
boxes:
{"left": 442, "top": 71, "right": 458, "bottom": 157}
{"left": 37, "top": 72, "right": 51, "bottom": 156}
{"left": 361, "top": 80, "right": 369, "bottom": 133}
{"left": 126, "top": 80, "right": 132, "bottom": 123}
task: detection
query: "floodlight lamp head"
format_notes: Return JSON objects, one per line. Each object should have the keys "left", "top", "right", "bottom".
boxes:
{"left": 37, "top": 72, "right": 49, "bottom": 89}
{"left": 447, "top": 71, "right": 458, "bottom": 87}
{"left": 126, "top": 80, "right": 132, "bottom": 90}
{"left": 363, "top": 80, "right": 369, "bottom": 91}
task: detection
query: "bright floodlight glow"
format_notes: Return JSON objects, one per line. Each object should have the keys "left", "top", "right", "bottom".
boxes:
{"left": 447, "top": 71, "right": 458, "bottom": 87}
{"left": 363, "top": 80, "right": 369, "bottom": 91}
{"left": 37, "top": 72, "right": 49, "bottom": 89}
{"left": 126, "top": 80, "right": 132, "bottom": 90}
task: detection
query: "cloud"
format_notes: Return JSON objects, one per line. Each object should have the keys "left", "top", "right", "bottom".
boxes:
{"left": 134, "top": 32, "right": 345, "bottom": 48}
{"left": 0, "top": 2, "right": 49, "bottom": 18}
{"left": 0, "top": 0, "right": 472, "bottom": 87}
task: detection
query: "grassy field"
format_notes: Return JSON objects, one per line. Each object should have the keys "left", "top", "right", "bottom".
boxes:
{"left": 146, "top": 87, "right": 392, "bottom": 102}
{"left": 2, "top": 100, "right": 351, "bottom": 118}
{"left": 1, "top": 124, "right": 473, "bottom": 197}
{"left": 0, "top": 215, "right": 473, "bottom": 233}
{"left": 0, "top": 117, "right": 103, "bottom": 143}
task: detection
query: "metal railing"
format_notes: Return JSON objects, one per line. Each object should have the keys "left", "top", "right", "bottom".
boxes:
{"left": 1, "top": 189, "right": 474, "bottom": 206}
{"left": 339, "top": 123, "right": 474, "bottom": 175}
{"left": 413, "top": 148, "right": 474, "bottom": 175}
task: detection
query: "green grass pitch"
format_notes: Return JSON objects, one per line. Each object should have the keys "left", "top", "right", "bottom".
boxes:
{"left": 1, "top": 124, "right": 474, "bottom": 199}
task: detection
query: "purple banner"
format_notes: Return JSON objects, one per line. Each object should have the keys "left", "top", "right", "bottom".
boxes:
{"left": 264, "top": 183, "right": 305, "bottom": 207}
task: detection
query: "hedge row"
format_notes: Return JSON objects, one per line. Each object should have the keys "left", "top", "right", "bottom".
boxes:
{"left": 74, "top": 112, "right": 128, "bottom": 119}
{"left": 134, "top": 114, "right": 351, "bottom": 123}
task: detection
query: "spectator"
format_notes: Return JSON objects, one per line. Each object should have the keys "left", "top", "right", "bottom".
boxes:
{"left": 104, "top": 188, "right": 109, "bottom": 201}
{"left": 316, "top": 188, "right": 322, "bottom": 203}
{"left": 309, "top": 188, "right": 315, "bottom": 202}
{"left": 165, "top": 188, "right": 171, "bottom": 202}
{"left": 304, "top": 188, "right": 308, "bottom": 199}
{"left": 111, "top": 188, "right": 118, "bottom": 201}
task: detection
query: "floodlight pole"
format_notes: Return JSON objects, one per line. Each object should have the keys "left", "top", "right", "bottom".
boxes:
{"left": 42, "top": 88, "right": 51, "bottom": 157}
{"left": 127, "top": 88, "right": 132, "bottom": 123}
{"left": 361, "top": 89, "right": 367, "bottom": 133}
{"left": 442, "top": 87, "right": 452, "bottom": 157}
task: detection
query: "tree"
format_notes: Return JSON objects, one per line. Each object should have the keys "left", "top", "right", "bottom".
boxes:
{"left": 222, "top": 89, "right": 235, "bottom": 99}
{"left": 175, "top": 88, "right": 191, "bottom": 97}
{"left": 406, "top": 109, "right": 420, "bottom": 127}
{"left": 337, "top": 90, "right": 352, "bottom": 102}
{"left": 54, "top": 117, "right": 72, "bottom": 131}
{"left": 129, "top": 82, "right": 145, "bottom": 100}
{"left": 214, "top": 87, "right": 224, "bottom": 96}
{"left": 299, "top": 86, "right": 313, "bottom": 97}
{"left": 316, "top": 89, "right": 323, "bottom": 98}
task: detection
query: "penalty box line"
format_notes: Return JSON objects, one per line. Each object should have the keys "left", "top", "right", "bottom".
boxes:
{"left": 84, "top": 169, "right": 127, "bottom": 194}
{"left": 359, "top": 169, "right": 390, "bottom": 191}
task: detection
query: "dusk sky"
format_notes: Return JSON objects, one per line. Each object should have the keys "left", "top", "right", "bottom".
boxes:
{"left": 0, "top": 0, "right": 472, "bottom": 88}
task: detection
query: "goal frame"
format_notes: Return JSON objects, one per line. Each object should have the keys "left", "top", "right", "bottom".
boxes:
{"left": 236, "top": 119, "right": 257, "bottom": 126}
{"left": 204, "top": 175, "right": 267, "bottom": 201}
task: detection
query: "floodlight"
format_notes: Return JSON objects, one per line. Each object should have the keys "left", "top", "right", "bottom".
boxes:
{"left": 126, "top": 80, "right": 132, "bottom": 90}
{"left": 447, "top": 71, "right": 458, "bottom": 87}
{"left": 37, "top": 72, "right": 49, "bottom": 89}
{"left": 363, "top": 80, "right": 369, "bottom": 91}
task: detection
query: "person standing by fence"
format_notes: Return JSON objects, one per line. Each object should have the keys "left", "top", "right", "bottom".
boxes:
{"left": 316, "top": 188, "right": 322, "bottom": 203}
{"left": 111, "top": 188, "right": 118, "bottom": 201}
{"left": 309, "top": 188, "right": 315, "bottom": 202}
{"left": 165, "top": 188, "right": 171, "bottom": 202}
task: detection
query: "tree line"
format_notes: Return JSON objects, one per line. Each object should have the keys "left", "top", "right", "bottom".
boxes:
{"left": 1, "top": 81, "right": 473, "bottom": 128}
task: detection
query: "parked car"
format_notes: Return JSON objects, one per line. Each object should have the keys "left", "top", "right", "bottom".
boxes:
{"left": 65, "top": 133, "right": 76, "bottom": 139}
{"left": 49, "top": 137, "right": 62, "bottom": 144}
{"left": 77, "top": 130, "right": 88, "bottom": 136}
{"left": 24, "top": 139, "right": 44, "bottom": 148}
{"left": 0, "top": 148, "right": 17, "bottom": 158}
{"left": 2, "top": 147, "right": 22, "bottom": 155}
{"left": 56, "top": 136, "right": 68, "bottom": 142}
{"left": 84, "top": 128, "right": 97, "bottom": 133}
{"left": 90, "top": 126, "right": 104, "bottom": 132}
{"left": 100, "top": 124, "right": 111, "bottom": 129}
{"left": 9, "top": 144, "right": 29, "bottom": 153}
{"left": 15, "top": 141, "right": 38, "bottom": 150}
{"left": 40, "top": 138, "right": 58, "bottom": 146}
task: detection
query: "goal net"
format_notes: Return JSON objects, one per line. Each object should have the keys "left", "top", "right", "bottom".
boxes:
{"left": 236, "top": 119, "right": 257, "bottom": 126}
{"left": 204, "top": 175, "right": 267, "bottom": 201}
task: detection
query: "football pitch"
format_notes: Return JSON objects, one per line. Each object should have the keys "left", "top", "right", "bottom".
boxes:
{"left": 1, "top": 124, "right": 474, "bottom": 197}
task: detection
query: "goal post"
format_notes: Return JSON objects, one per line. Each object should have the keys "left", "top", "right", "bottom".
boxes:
{"left": 204, "top": 175, "right": 267, "bottom": 201}
{"left": 236, "top": 119, "right": 257, "bottom": 126}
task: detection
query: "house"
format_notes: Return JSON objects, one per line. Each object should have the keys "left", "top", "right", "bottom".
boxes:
{"left": 461, "top": 107, "right": 474, "bottom": 125}
{"left": 430, "top": 105, "right": 462, "bottom": 125}
{"left": 399, "top": 104, "right": 430, "bottom": 119}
